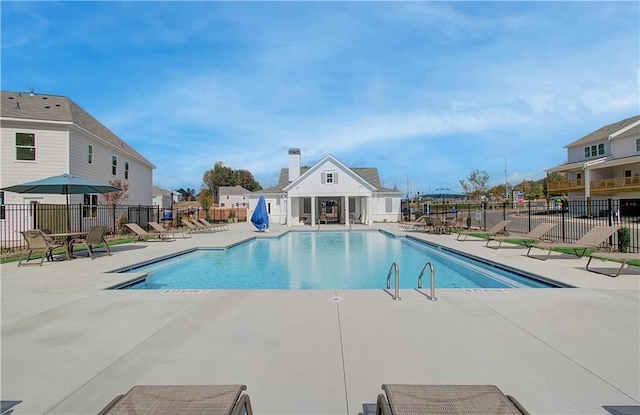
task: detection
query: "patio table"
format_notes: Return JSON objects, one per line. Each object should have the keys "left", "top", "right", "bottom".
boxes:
{"left": 47, "top": 231, "right": 87, "bottom": 260}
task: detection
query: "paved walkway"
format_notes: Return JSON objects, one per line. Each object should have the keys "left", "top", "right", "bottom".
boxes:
{"left": 1, "top": 223, "right": 638, "bottom": 414}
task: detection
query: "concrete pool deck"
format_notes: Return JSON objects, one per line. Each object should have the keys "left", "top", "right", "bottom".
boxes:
{"left": 1, "top": 222, "right": 638, "bottom": 414}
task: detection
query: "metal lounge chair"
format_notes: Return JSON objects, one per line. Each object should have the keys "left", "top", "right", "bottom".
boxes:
{"left": 18, "top": 229, "right": 64, "bottom": 266}
{"left": 585, "top": 251, "right": 640, "bottom": 277}
{"left": 486, "top": 222, "right": 557, "bottom": 249}
{"left": 68, "top": 226, "right": 111, "bottom": 259}
{"left": 125, "top": 223, "right": 172, "bottom": 242}
{"left": 376, "top": 384, "right": 530, "bottom": 415}
{"left": 148, "top": 221, "right": 191, "bottom": 238}
{"left": 399, "top": 215, "right": 428, "bottom": 230}
{"left": 526, "top": 225, "right": 619, "bottom": 260}
{"left": 181, "top": 219, "right": 203, "bottom": 233}
{"left": 97, "top": 384, "right": 253, "bottom": 415}
{"left": 197, "top": 218, "right": 228, "bottom": 232}
{"left": 456, "top": 220, "right": 511, "bottom": 241}
{"left": 184, "top": 219, "right": 216, "bottom": 233}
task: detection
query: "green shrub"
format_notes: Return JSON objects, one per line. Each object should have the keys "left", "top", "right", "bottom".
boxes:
{"left": 617, "top": 227, "right": 630, "bottom": 253}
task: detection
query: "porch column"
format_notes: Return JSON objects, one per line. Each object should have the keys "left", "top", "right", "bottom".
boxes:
{"left": 286, "top": 195, "right": 292, "bottom": 227}
{"left": 311, "top": 196, "right": 316, "bottom": 226}
{"left": 367, "top": 196, "right": 372, "bottom": 225}
{"left": 344, "top": 196, "right": 349, "bottom": 226}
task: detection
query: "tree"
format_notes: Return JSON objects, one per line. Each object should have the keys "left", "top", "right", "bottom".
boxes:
{"left": 489, "top": 184, "right": 506, "bottom": 201}
{"left": 101, "top": 179, "right": 129, "bottom": 206}
{"left": 100, "top": 179, "right": 129, "bottom": 234}
{"left": 198, "top": 188, "right": 213, "bottom": 220}
{"left": 459, "top": 170, "right": 489, "bottom": 201}
{"left": 202, "top": 162, "right": 262, "bottom": 204}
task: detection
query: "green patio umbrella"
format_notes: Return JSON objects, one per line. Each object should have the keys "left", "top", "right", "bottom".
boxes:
{"left": 1, "top": 173, "right": 121, "bottom": 232}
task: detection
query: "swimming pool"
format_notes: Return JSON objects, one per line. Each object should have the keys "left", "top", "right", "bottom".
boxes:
{"left": 117, "top": 231, "right": 561, "bottom": 290}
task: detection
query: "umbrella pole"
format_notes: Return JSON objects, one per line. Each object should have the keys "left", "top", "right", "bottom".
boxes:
{"left": 66, "top": 190, "right": 71, "bottom": 233}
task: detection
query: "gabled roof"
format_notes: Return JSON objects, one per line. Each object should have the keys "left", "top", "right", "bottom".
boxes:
{"left": 152, "top": 186, "right": 173, "bottom": 196}
{"left": 256, "top": 158, "right": 400, "bottom": 195}
{"left": 565, "top": 115, "right": 640, "bottom": 148}
{"left": 219, "top": 185, "right": 250, "bottom": 195}
{"left": 283, "top": 155, "right": 376, "bottom": 192}
{"left": 1, "top": 90, "right": 154, "bottom": 168}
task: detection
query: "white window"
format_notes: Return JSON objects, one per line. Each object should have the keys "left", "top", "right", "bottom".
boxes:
{"left": 124, "top": 161, "right": 129, "bottom": 179}
{"left": 112, "top": 155, "right": 118, "bottom": 176}
{"left": 0, "top": 191, "right": 5, "bottom": 220}
{"left": 88, "top": 144, "right": 93, "bottom": 164}
{"left": 321, "top": 171, "right": 338, "bottom": 184}
{"left": 15, "top": 132, "right": 36, "bottom": 161}
{"left": 83, "top": 194, "right": 98, "bottom": 218}
{"left": 636, "top": 138, "right": 640, "bottom": 152}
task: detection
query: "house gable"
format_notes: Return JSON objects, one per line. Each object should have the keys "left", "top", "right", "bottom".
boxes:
{"left": 284, "top": 155, "right": 376, "bottom": 196}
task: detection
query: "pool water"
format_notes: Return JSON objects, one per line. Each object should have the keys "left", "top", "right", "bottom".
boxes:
{"left": 119, "top": 231, "right": 559, "bottom": 290}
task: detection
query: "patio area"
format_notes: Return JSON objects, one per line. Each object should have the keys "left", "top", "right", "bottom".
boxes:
{"left": 1, "top": 222, "right": 638, "bottom": 414}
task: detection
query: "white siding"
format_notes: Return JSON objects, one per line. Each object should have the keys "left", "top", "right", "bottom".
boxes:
{"left": 611, "top": 135, "right": 640, "bottom": 157}
{"left": 0, "top": 121, "right": 69, "bottom": 204}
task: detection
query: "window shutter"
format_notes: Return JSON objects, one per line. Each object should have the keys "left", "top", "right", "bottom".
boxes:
{"left": 321, "top": 173, "right": 326, "bottom": 184}
{"left": 334, "top": 172, "right": 338, "bottom": 184}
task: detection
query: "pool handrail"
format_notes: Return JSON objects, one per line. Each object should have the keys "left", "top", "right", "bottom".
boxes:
{"left": 386, "top": 262, "right": 400, "bottom": 300}
{"left": 417, "top": 261, "right": 437, "bottom": 301}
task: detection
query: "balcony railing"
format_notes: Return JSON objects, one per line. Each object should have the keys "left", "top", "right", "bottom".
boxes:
{"left": 548, "top": 179, "right": 584, "bottom": 193}
{"left": 591, "top": 176, "right": 640, "bottom": 193}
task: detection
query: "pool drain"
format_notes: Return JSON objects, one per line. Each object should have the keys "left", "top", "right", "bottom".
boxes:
{"left": 328, "top": 296, "right": 344, "bottom": 303}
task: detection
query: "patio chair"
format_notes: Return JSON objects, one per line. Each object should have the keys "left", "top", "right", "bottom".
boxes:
{"left": 585, "top": 251, "right": 640, "bottom": 277}
{"left": 399, "top": 215, "right": 428, "bottom": 231}
{"left": 486, "top": 222, "right": 557, "bottom": 249}
{"left": 148, "top": 221, "right": 191, "bottom": 238}
{"left": 69, "top": 226, "right": 111, "bottom": 259}
{"left": 18, "top": 229, "right": 64, "bottom": 266}
{"left": 456, "top": 220, "right": 511, "bottom": 241}
{"left": 181, "top": 219, "right": 203, "bottom": 233}
{"left": 527, "top": 225, "right": 619, "bottom": 260}
{"left": 125, "top": 223, "right": 172, "bottom": 242}
{"left": 197, "top": 218, "right": 228, "bottom": 232}
{"left": 97, "top": 384, "right": 253, "bottom": 415}
{"left": 184, "top": 219, "right": 216, "bottom": 233}
{"left": 376, "top": 384, "right": 530, "bottom": 415}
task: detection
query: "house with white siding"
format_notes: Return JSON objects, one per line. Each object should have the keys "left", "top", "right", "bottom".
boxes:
{"left": 1, "top": 90, "right": 155, "bottom": 236}
{"left": 247, "top": 148, "right": 403, "bottom": 226}
{"left": 546, "top": 115, "right": 640, "bottom": 216}
{"left": 219, "top": 185, "right": 250, "bottom": 208}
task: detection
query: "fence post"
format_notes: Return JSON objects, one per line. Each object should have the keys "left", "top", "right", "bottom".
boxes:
{"left": 528, "top": 200, "right": 532, "bottom": 232}
{"left": 561, "top": 202, "right": 566, "bottom": 242}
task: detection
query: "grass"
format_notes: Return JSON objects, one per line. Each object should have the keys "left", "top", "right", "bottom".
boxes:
{"left": 468, "top": 234, "right": 640, "bottom": 267}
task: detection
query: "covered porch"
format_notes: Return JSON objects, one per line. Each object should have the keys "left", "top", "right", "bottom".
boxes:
{"left": 286, "top": 195, "right": 372, "bottom": 227}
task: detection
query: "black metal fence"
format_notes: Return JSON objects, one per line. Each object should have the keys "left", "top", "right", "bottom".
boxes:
{"left": 0, "top": 203, "right": 159, "bottom": 253}
{"left": 427, "top": 199, "right": 639, "bottom": 253}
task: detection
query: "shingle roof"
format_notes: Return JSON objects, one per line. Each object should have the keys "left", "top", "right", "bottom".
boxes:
{"left": 152, "top": 186, "right": 173, "bottom": 196}
{"left": 258, "top": 166, "right": 399, "bottom": 194}
{"left": 565, "top": 115, "right": 640, "bottom": 148}
{"left": 219, "top": 185, "right": 250, "bottom": 195}
{"left": 1, "top": 90, "right": 154, "bottom": 167}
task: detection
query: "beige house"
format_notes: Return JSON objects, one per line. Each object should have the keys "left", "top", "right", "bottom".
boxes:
{"left": 219, "top": 185, "right": 250, "bottom": 208}
{"left": 546, "top": 115, "right": 640, "bottom": 216}
{"left": 1, "top": 90, "right": 155, "bottom": 238}
{"left": 247, "top": 148, "right": 403, "bottom": 226}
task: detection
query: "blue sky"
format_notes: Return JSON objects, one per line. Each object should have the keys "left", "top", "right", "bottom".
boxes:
{"left": 2, "top": 1, "right": 638, "bottom": 196}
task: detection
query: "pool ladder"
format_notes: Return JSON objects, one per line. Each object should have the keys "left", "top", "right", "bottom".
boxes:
{"left": 386, "top": 262, "right": 400, "bottom": 300}
{"left": 417, "top": 261, "right": 437, "bottom": 301}
{"left": 385, "top": 261, "right": 437, "bottom": 301}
